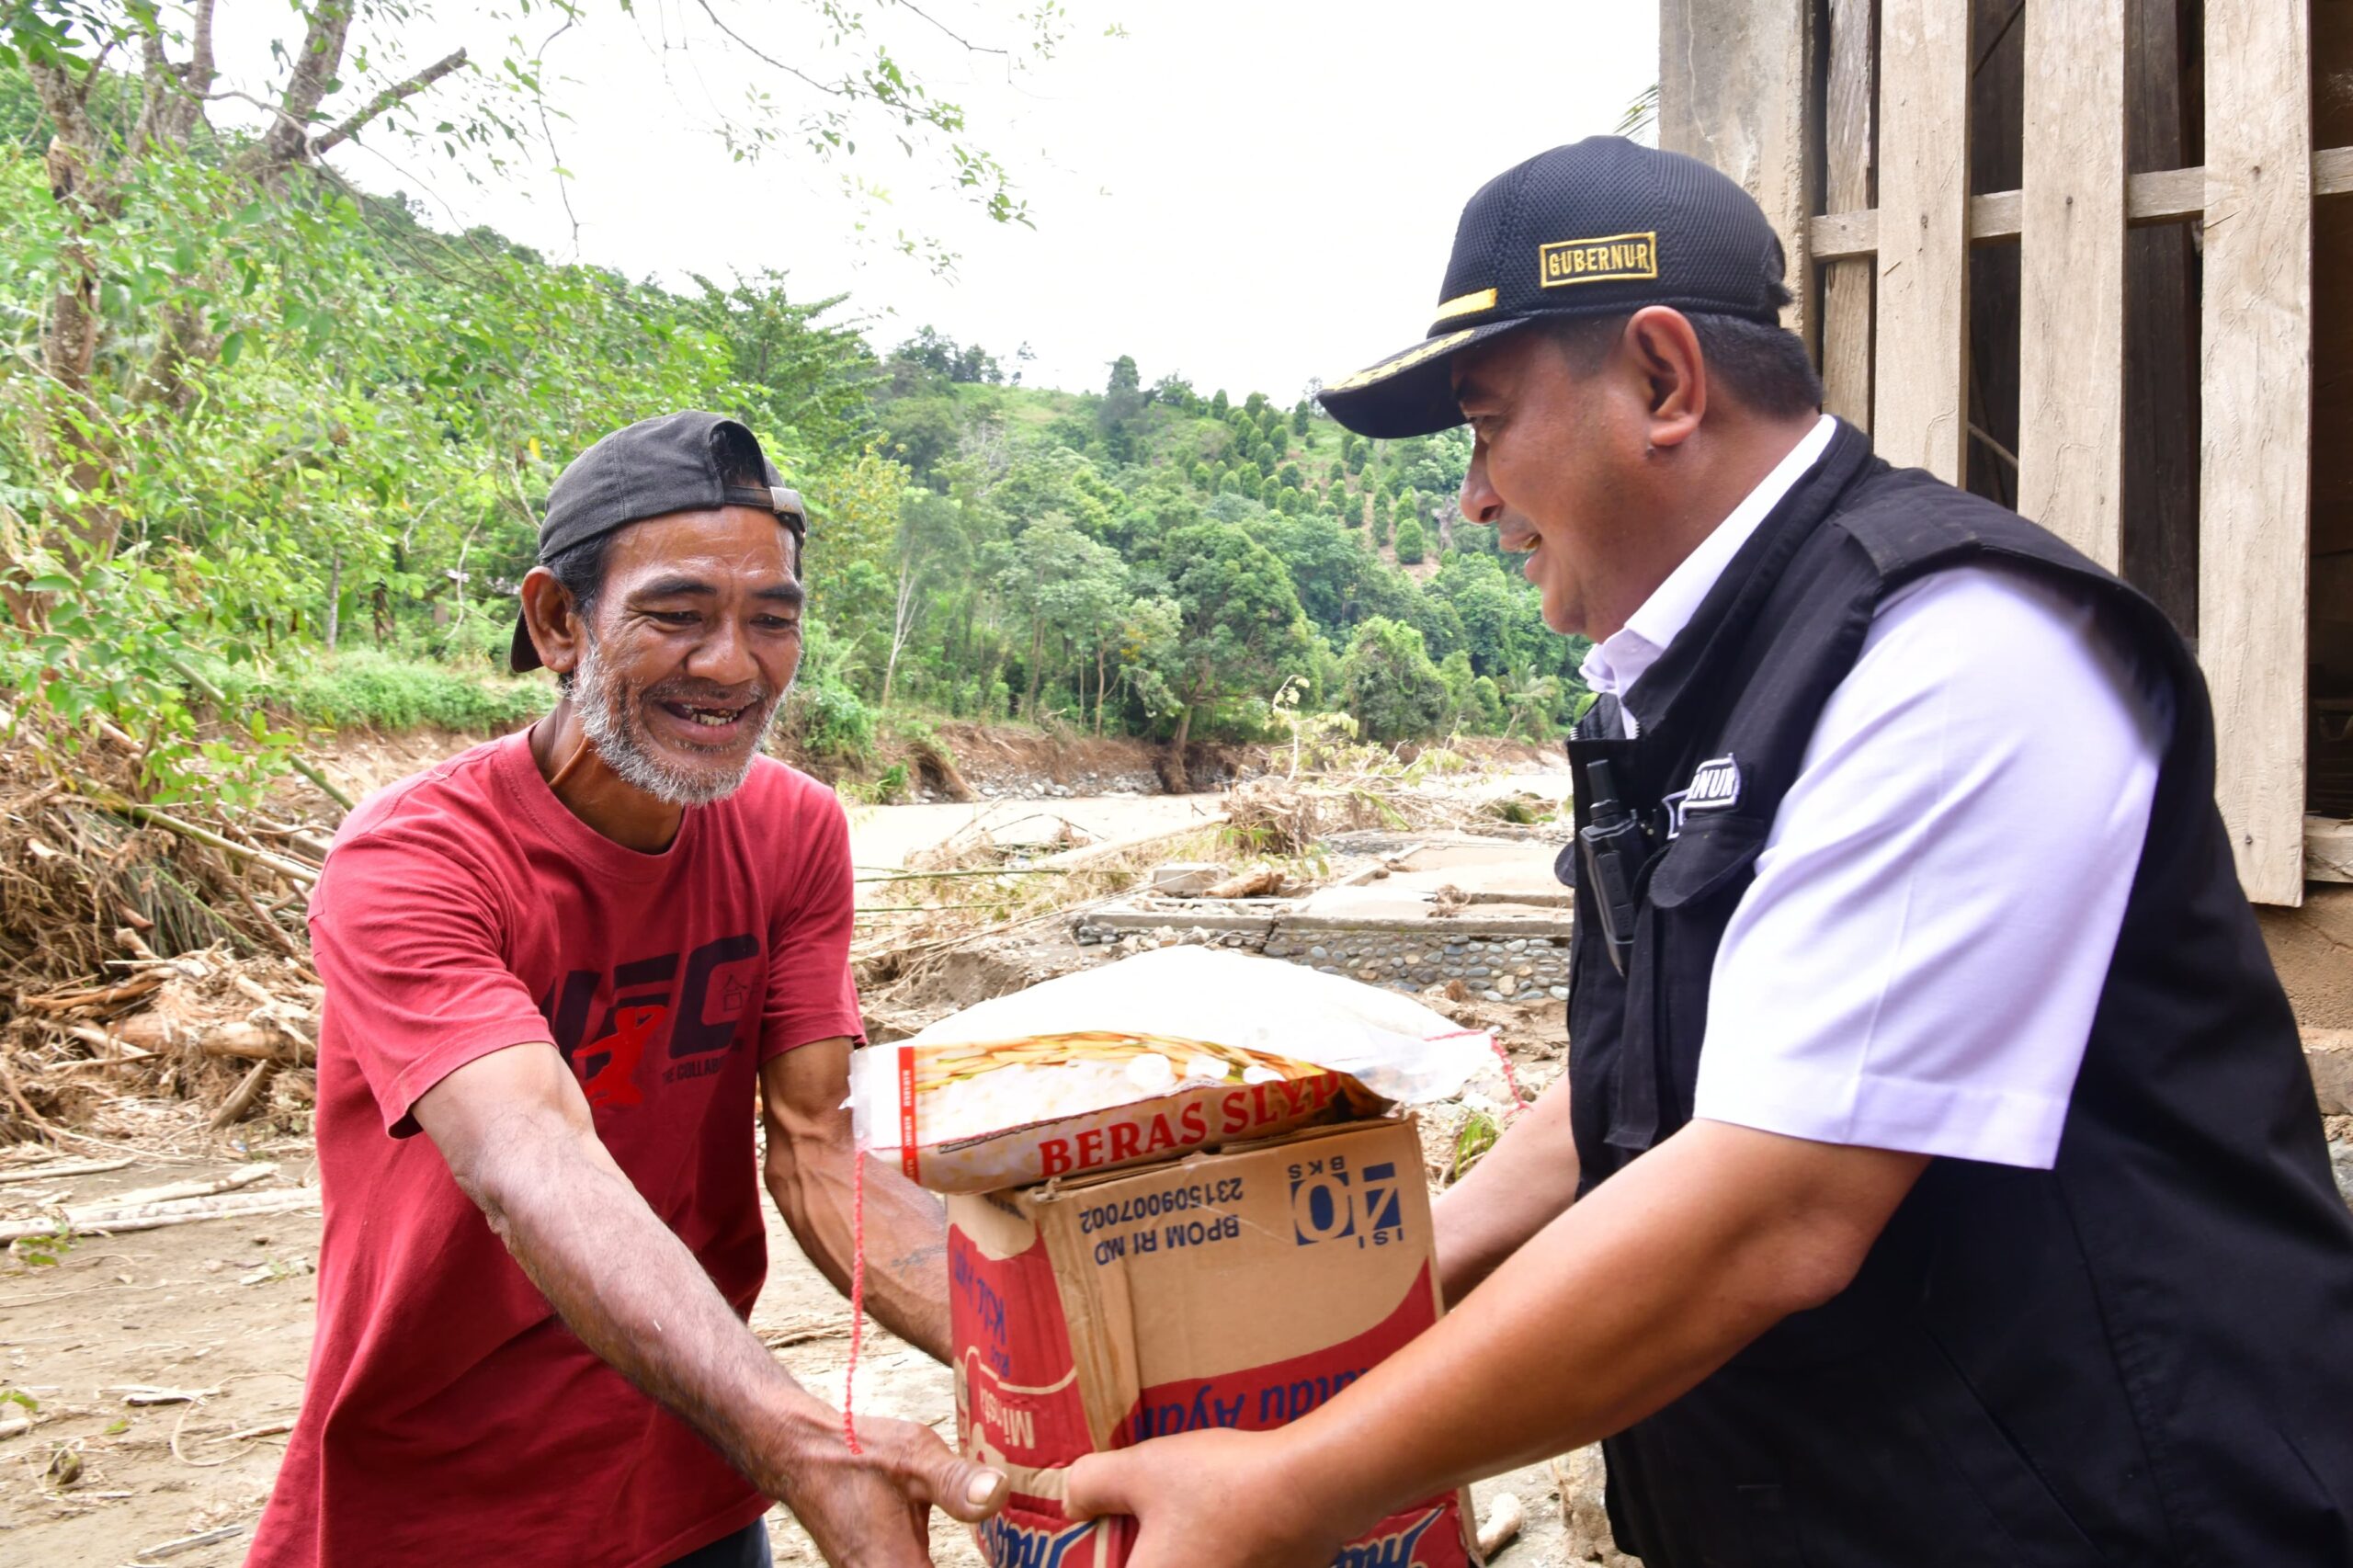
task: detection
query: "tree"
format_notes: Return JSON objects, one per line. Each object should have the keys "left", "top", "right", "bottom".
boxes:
{"left": 5, "top": 0, "right": 1059, "bottom": 575}
{"left": 1210, "top": 388, "right": 1230, "bottom": 417}
{"left": 1099, "top": 354, "right": 1145, "bottom": 461}
{"left": 1290, "top": 401, "right": 1312, "bottom": 436}
{"left": 882, "top": 490, "right": 970, "bottom": 708}
{"left": 1278, "top": 462, "right": 1303, "bottom": 490}
{"left": 1341, "top": 618, "right": 1447, "bottom": 742}
{"left": 1153, "top": 519, "right": 1315, "bottom": 789}
{"left": 1393, "top": 515, "right": 1427, "bottom": 564}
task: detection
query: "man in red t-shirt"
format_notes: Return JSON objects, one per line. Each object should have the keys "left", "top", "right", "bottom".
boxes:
{"left": 249, "top": 413, "right": 1004, "bottom": 1568}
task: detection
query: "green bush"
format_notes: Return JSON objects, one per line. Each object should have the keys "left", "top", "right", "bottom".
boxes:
{"left": 790, "top": 678, "right": 879, "bottom": 761}
{"left": 1341, "top": 617, "right": 1448, "bottom": 742}
{"left": 1393, "top": 516, "right": 1427, "bottom": 564}
{"left": 263, "top": 652, "right": 551, "bottom": 732}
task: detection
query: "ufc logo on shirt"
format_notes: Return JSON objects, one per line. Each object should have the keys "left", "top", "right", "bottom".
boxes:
{"left": 538, "top": 933, "right": 760, "bottom": 1108}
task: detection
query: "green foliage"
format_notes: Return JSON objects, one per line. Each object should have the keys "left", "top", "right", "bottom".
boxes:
{"left": 1448, "top": 1108, "right": 1501, "bottom": 1182}
{"left": 0, "top": 31, "right": 1586, "bottom": 790}
{"left": 1341, "top": 618, "right": 1448, "bottom": 742}
{"left": 260, "top": 653, "right": 550, "bottom": 733}
{"left": 1393, "top": 515, "right": 1427, "bottom": 564}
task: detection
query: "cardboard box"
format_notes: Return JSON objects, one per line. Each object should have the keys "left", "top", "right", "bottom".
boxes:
{"left": 948, "top": 1117, "right": 1478, "bottom": 1568}
{"left": 855, "top": 1037, "right": 1382, "bottom": 1193}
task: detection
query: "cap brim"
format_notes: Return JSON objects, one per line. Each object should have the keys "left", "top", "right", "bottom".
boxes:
{"left": 1317, "top": 317, "right": 1536, "bottom": 438}
{"left": 509, "top": 607, "right": 542, "bottom": 674}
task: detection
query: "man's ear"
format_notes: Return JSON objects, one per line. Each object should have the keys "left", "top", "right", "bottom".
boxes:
{"left": 1621, "top": 306, "right": 1707, "bottom": 453}
{"left": 518, "top": 566, "right": 586, "bottom": 678}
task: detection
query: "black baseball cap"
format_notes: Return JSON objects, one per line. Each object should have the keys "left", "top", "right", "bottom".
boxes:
{"left": 510, "top": 411, "right": 807, "bottom": 673}
{"left": 1318, "top": 137, "right": 1790, "bottom": 439}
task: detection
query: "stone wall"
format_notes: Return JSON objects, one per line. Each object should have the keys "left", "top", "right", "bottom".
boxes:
{"left": 1261, "top": 931, "right": 1570, "bottom": 1002}
{"left": 1073, "top": 912, "right": 1572, "bottom": 1002}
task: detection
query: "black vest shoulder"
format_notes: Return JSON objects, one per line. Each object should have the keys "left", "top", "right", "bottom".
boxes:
{"left": 1562, "top": 422, "right": 2353, "bottom": 1567}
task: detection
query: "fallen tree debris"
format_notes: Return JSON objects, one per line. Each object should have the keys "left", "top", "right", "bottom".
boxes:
{"left": 102, "top": 1163, "right": 278, "bottom": 1209}
{"left": 0, "top": 1156, "right": 132, "bottom": 1184}
{"left": 1200, "top": 865, "right": 1287, "bottom": 900}
{"left": 0, "top": 1184, "right": 319, "bottom": 1244}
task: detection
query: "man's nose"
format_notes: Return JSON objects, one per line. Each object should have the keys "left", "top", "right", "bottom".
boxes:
{"left": 688, "top": 616, "right": 759, "bottom": 688}
{"left": 1461, "top": 450, "right": 1503, "bottom": 525}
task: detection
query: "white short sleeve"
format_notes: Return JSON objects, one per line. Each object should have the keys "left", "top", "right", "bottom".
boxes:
{"left": 1690, "top": 563, "right": 2174, "bottom": 1168}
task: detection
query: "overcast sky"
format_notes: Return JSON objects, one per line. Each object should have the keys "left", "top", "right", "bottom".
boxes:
{"left": 221, "top": 2, "right": 1657, "bottom": 403}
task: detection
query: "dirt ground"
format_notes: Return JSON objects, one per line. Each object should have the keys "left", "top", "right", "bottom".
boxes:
{"left": 0, "top": 1032, "right": 1573, "bottom": 1567}
{"left": 4, "top": 729, "right": 1590, "bottom": 1565}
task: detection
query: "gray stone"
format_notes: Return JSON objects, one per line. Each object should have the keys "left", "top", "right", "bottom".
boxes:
{"left": 1550, "top": 985, "right": 1570, "bottom": 1000}
{"left": 1309, "top": 946, "right": 1330, "bottom": 960}
{"left": 1467, "top": 966, "right": 1492, "bottom": 978}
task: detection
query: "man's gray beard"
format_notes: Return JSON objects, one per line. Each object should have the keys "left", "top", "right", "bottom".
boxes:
{"left": 569, "top": 634, "right": 785, "bottom": 807}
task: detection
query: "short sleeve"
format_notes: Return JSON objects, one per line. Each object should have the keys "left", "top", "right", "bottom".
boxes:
{"left": 310, "top": 836, "right": 553, "bottom": 1137}
{"left": 1692, "top": 564, "right": 2174, "bottom": 1168}
{"left": 760, "top": 788, "right": 865, "bottom": 1060}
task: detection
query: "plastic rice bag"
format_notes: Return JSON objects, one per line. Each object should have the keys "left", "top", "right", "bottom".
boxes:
{"left": 851, "top": 945, "right": 1491, "bottom": 1192}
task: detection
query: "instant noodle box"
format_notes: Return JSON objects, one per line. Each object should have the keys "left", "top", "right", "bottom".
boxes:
{"left": 948, "top": 1115, "right": 1480, "bottom": 1568}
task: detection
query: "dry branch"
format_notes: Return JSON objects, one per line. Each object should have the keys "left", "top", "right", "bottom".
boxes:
{"left": 0, "top": 1184, "right": 318, "bottom": 1243}
{"left": 103, "top": 1162, "right": 276, "bottom": 1209}
{"left": 1200, "top": 866, "right": 1285, "bottom": 900}
{"left": 18, "top": 973, "right": 165, "bottom": 1014}
{"left": 0, "top": 1155, "right": 131, "bottom": 1183}
{"left": 110, "top": 1015, "right": 316, "bottom": 1065}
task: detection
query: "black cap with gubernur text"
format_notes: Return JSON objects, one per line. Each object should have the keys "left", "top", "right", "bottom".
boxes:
{"left": 1318, "top": 137, "right": 1790, "bottom": 440}
{"left": 509, "top": 411, "right": 805, "bottom": 673}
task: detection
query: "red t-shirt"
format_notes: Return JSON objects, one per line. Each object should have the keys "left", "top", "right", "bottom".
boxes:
{"left": 247, "top": 732, "right": 864, "bottom": 1568}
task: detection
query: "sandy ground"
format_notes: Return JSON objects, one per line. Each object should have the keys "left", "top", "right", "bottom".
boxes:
{"left": 843, "top": 794, "right": 1228, "bottom": 897}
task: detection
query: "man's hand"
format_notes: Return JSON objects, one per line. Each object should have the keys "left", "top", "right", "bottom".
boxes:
{"left": 773, "top": 1415, "right": 1007, "bottom": 1568}
{"left": 1065, "top": 1428, "right": 1341, "bottom": 1568}
{"left": 1071, "top": 1121, "right": 1927, "bottom": 1557}
{"left": 414, "top": 1043, "right": 1005, "bottom": 1565}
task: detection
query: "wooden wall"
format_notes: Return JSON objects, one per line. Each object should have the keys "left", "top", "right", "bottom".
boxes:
{"left": 1664, "top": 0, "right": 2346, "bottom": 905}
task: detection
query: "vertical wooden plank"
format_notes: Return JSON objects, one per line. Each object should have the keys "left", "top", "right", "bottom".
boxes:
{"left": 1872, "top": 0, "right": 1972, "bottom": 481}
{"left": 1817, "top": 0, "right": 1875, "bottom": 429}
{"left": 1658, "top": 0, "right": 1817, "bottom": 338}
{"left": 2018, "top": 0, "right": 2127, "bottom": 566}
{"left": 2201, "top": 0, "right": 2313, "bottom": 905}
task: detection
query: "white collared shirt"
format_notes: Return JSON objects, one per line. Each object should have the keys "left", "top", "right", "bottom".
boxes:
{"left": 1580, "top": 416, "right": 2173, "bottom": 1169}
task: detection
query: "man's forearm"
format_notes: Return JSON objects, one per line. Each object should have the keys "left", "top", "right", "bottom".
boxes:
{"left": 771, "top": 1150, "right": 952, "bottom": 1361}
{"left": 1432, "top": 1074, "right": 1581, "bottom": 1302}
{"left": 470, "top": 1119, "right": 837, "bottom": 1497}
{"left": 1284, "top": 1121, "right": 1927, "bottom": 1534}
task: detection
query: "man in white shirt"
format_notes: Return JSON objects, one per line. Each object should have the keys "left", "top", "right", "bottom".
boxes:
{"left": 1065, "top": 137, "right": 2353, "bottom": 1567}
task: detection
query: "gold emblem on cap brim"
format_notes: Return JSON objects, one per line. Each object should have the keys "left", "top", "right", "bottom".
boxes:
{"left": 1327, "top": 327, "right": 1483, "bottom": 393}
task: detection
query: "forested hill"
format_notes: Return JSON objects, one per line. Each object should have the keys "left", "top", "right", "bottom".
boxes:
{"left": 847, "top": 338, "right": 1591, "bottom": 765}
{"left": 0, "top": 55, "right": 1586, "bottom": 799}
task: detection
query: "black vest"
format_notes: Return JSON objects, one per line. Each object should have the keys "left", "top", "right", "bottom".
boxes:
{"left": 1563, "top": 422, "right": 2353, "bottom": 1566}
